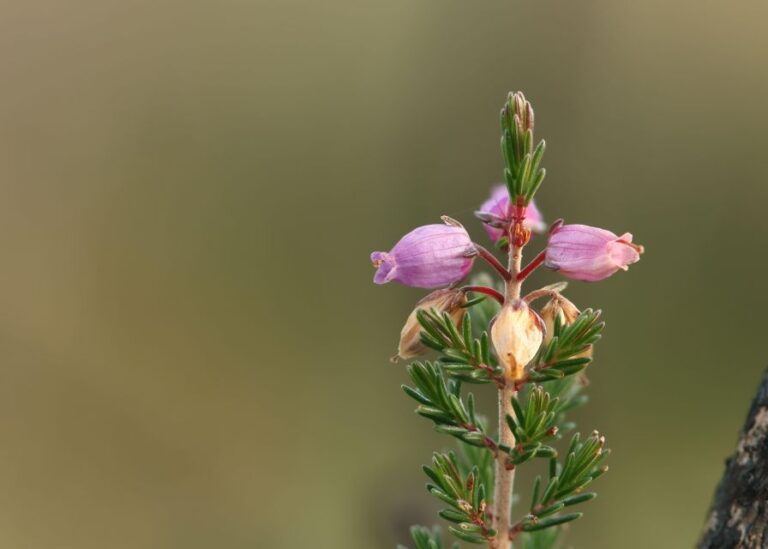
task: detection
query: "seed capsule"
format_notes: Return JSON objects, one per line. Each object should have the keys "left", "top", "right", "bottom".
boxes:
{"left": 395, "top": 288, "right": 467, "bottom": 361}
{"left": 490, "top": 300, "right": 544, "bottom": 380}
{"left": 540, "top": 295, "right": 580, "bottom": 346}
{"left": 540, "top": 295, "right": 593, "bottom": 360}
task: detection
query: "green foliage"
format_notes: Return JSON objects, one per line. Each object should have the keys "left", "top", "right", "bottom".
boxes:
{"left": 500, "top": 91, "right": 546, "bottom": 204}
{"left": 528, "top": 309, "right": 604, "bottom": 383}
{"left": 403, "top": 362, "right": 494, "bottom": 450}
{"left": 504, "top": 386, "right": 560, "bottom": 466}
{"left": 457, "top": 442, "right": 496, "bottom": 503}
{"left": 514, "top": 431, "right": 608, "bottom": 537}
{"left": 531, "top": 376, "right": 590, "bottom": 435}
{"left": 397, "top": 526, "right": 460, "bottom": 549}
{"left": 423, "top": 452, "right": 496, "bottom": 544}
{"left": 416, "top": 308, "right": 504, "bottom": 385}
{"left": 401, "top": 302, "right": 606, "bottom": 547}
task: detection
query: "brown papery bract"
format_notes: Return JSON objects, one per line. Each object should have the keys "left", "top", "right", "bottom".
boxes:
{"left": 394, "top": 288, "right": 467, "bottom": 362}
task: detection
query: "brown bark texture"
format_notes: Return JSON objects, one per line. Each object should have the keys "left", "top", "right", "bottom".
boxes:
{"left": 700, "top": 369, "right": 768, "bottom": 548}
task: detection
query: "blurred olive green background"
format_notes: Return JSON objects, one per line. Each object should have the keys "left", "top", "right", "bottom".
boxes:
{"left": 1, "top": 1, "right": 767, "bottom": 548}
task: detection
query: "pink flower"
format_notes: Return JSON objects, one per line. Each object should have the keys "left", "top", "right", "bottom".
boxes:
{"left": 371, "top": 217, "right": 476, "bottom": 288}
{"left": 476, "top": 185, "right": 546, "bottom": 242}
{"left": 545, "top": 224, "right": 644, "bottom": 282}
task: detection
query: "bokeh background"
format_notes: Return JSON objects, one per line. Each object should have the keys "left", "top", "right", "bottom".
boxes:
{"left": 1, "top": 1, "right": 767, "bottom": 548}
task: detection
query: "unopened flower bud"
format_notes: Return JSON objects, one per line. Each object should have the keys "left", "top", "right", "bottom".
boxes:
{"left": 395, "top": 288, "right": 467, "bottom": 361}
{"left": 490, "top": 300, "right": 544, "bottom": 380}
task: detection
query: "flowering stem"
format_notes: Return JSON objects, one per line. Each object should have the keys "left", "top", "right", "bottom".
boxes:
{"left": 461, "top": 285, "right": 505, "bottom": 305}
{"left": 517, "top": 250, "right": 546, "bottom": 282}
{"left": 492, "top": 216, "right": 526, "bottom": 549}
{"left": 474, "top": 245, "right": 512, "bottom": 282}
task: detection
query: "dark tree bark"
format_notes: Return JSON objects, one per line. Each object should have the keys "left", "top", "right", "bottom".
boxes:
{"left": 700, "top": 369, "right": 768, "bottom": 548}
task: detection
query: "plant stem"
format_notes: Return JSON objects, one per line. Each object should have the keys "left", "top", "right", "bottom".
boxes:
{"left": 492, "top": 216, "right": 525, "bottom": 549}
{"left": 517, "top": 250, "right": 546, "bottom": 282}
{"left": 523, "top": 281, "right": 568, "bottom": 304}
{"left": 475, "top": 244, "right": 512, "bottom": 282}
{"left": 493, "top": 386, "right": 516, "bottom": 548}
{"left": 461, "top": 285, "right": 505, "bottom": 305}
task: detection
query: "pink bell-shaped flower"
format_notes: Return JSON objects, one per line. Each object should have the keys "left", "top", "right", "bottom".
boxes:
{"left": 476, "top": 185, "right": 546, "bottom": 243}
{"left": 545, "top": 224, "right": 643, "bottom": 282}
{"left": 371, "top": 217, "right": 476, "bottom": 289}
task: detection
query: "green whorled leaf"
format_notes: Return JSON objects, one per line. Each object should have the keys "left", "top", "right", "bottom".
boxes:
{"left": 548, "top": 456, "right": 558, "bottom": 479}
{"left": 590, "top": 465, "right": 609, "bottom": 481}
{"left": 540, "top": 476, "right": 559, "bottom": 505}
{"left": 529, "top": 140, "right": 546, "bottom": 179}
{"left": 468, "top": 370, "right": 495, "bottom": 382}
{"left": 511, "top": 397, "right": 526, "bottom": 427}
{"left": 434, "top": 425, "right": 469, "bottom": 436}
{"left": 467, "top": 392, "right": 477, "bottom": 424}
{"left": 402, "top": 385, "right": 432, "bottom": 406}
{"left": 457, "top": 442, "right": 495, "bottom": 503}
{"left": 462, "top": 295, "right": 486, "bottom": 308}
{"left": 462, "top": 313, "right": 473, "bottom": 347}
{"left": 541, "top": 338, "right": 558, "bottom": 363}
{"left": 561, "top": 492, "right": 596, "bottom": 507}
{"left": 535, "top": 445, "right": 557, "bottom": 459}
{"left": 460, "top": 431, "right": 489, "bottom": 447}
{"left": 422, "top": 464, "right": 443, "bottom": 487}
{"left": 447, "top": 394, "right": 470, "bottom": 424}
{"left": 480, "top": 332, "right": 492, "bottom": 365}
{"left": 420, "top": 333, "right": 447, "bottom": 352}
{"left": 441, "top": 473, "right": 464, "bottom": 500}
{"left": 447, "top": 526, "right": 486, "bottom": 544}
{"left": 553, "top": 362, "right": 589, "bottom": 376}
{"left": 416, "top": 310, "right": 446, "bottom": 343}
{"left": 536, "top": 501, "right": 565, "bottom": 518}
{"left": 428, "top": 487, "right": 462, "bottom": 510}
{"left": 439, "top": 508, "right": 471, "bottom": 524}
{"left": 441, "top": 312, "right": 464, "bottom": 348}
{"left": 530, "top": 475, "right": 542, "bottom": 511}
{"left": 438, "top": 362, "right": 474, "bottom": 373}
{"left": 425, "top": 452, "right": 493, "bottom": 545}
{"left": 566, "top": 432, "right": 581, "bottom": 457}
{"left": 529, "top": 369, "right": 565, "bottom": 382}
{"left": 473, "top": 480, "right": 485, "bottom": 510}
{"left": 526, "top": 167, "right": 546, "bottom": 203}
{"left": 523, "top": 512, "right": 583, "bottom": 532}
{"left": 455, "top": 522, "right": 483, "bottom": 534}
{"left": 415, "top": 406, "right": 453, "bottom": 423}
{"left": 551, "top": 357, "right": 591, "bottom": 371}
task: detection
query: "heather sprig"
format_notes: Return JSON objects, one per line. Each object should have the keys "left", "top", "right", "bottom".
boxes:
{"left": 372, "top": 91, "right": 644, "bottom": 549}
